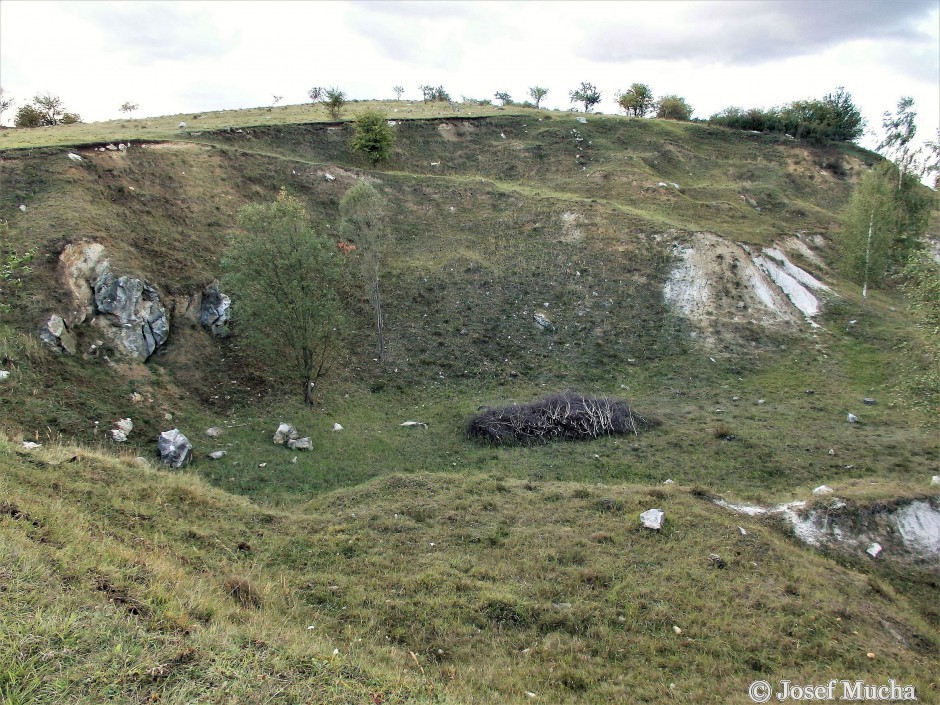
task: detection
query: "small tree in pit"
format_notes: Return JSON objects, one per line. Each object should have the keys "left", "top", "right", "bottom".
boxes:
{"left": 569, "top": 82, "right": 601, "bottom": 112}
{"left": 352, "top": 110, "right": 394, "bottom": 165}
{"left": 308, "top": 86, "right": 324, "bottom": 103}
{"left": 221, "top": 190, "right": 345, "bottom": 404}
{"left": 340, "top": 182, "right": 389, "bottom": 360}
{"left": 119, "top": 101, "right": 139, "bottom": 117}
{"left": 393, "top": 85, "right": 405, "bottom": 101}
{"left": 528, "top": 86, "right": 548, "bottom": 109}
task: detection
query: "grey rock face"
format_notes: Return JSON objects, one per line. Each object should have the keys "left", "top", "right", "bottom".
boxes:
{"left": 157, "top": 429, "right": 192, "bottom": 468}
{"left": 94, "top": 272, "right": 169, "bottom": 361}
{"left": 199, "top": 281, "right": 231, "bottom": 337}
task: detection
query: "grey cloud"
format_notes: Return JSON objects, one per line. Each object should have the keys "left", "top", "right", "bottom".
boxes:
{"left": 581, "top": 0, "right": 937, "bottom": 65}
{"left": 69, "top": 3, "right": 239, "bottom": 63}
{"left": 344, "top": 1, "right": 510, "bottom": 69}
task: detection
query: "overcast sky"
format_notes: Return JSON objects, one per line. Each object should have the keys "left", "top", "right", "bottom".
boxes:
{"left": 1, "top": 0, "right": 938, "bottom": 151}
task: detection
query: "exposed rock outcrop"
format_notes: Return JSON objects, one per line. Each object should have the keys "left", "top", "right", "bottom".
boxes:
{"left": 93, "top": 272, "right": 169, "bottom": 361}
{"left": 199, "top": 281, "right": 231, "bottom": 337}
{"left": 41, "top": 240, "right": 173, "bottom": 362}
{"left": 663, "top": 232, "right": 834, "bottom": 344}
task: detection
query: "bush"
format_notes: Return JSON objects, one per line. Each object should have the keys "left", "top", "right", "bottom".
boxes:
{"left": 351, "top": 110, "right": 394, "bottom": 165}
{"left": 709, "top": 87, "right": 864, "bottom": 143}
{"left": 14, "top": 104, "right": 43, "bottom": 128}
{"left": 467, "top": 391, "right": 658, "bottom": 445}
{"left": 656, "top": 95, "right": 693, "bottom": 121}
{"left": 420, "top": 85, "right": 450, "bottom": 102}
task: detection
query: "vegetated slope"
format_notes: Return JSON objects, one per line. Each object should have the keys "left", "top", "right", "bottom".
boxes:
{"left": 0, "top": 114, "right": 874, "bottom": 416}
{"left": 2, "top": 438, "right": 937, "bottom": 704}
{"left": 1, "top": 109, "right": 938, "bottom": 704}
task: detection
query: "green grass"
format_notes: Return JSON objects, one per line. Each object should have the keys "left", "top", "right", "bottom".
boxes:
{"left": 0, "top": 100, "right": 536, "bottom": 150}
{"left": 0, "top": 103, "right": 937, "bottom": 704}
{"left": 2, "top": 438, "right": 937, "bottom": 704}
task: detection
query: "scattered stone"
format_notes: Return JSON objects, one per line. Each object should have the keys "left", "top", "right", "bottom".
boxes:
{"left": 828, "top": 448, "right": 835, "bottom": 456}
{"left": 847, "top": 413, "right": 859, "bottom": 423}
{"left": 932, "top": 476, "right": 939, "bottom": 486}
{"left": 640, "top": 508, "right": 664, "bottom": 530}
{"left": 400, "top": 421, "right": 428, "bottom": 429}
{"left": 110, "top": 429, "right": 128, "bottom": 442}
{"left": 208, "top": 450, "right": 226, "bottom": 459}
{"left": 672, "top": 625, "right": 682, "bottom": 635}
{"left": 738, "top": 526, "right": 747, "bottom": 536}
{"left": 287, "top": 437, "right": 313, "bottom": 451}
{"left": 813, "top": 485, "right": 834, "bottom": 495}
{"left": 40, "top": 314, "right": 78, "bottom": 355}
{"left": 576, "top": 117, "right": 587, "bottom": 124}
{"left": 0, "top": 370, "right": 9, "bottom": 381}
{"left": 757, "top": 399, "right": 765, "bottom": 405}
{"left": 500, "top": 132, "right": 506, "bottom": 139}
{"left": 708, "top": 553, "right": 727, "bottom": 568}
{"left": 731, "top": 396, "right": 740, "bottom": 401}
{"left": 129, "top": 392, "right": 144, "bottom": 403}
{"left": 178, "top": 121, "right": 186, "bottom": 129}
{"left": 106, "top": 143, "right": 117, "bottom": 151}
{"left": 324, "top": 173, "right": 336, "bottom": 182}
{"left": 164, "top": 413, "right": 173, "bottom": 421}
{"left": 805, "top": 390, "right": 815, "bottom": 395}
{"left": 21, "top": 441, "right": 41, "bottom": 450}
{"left": 863, "top": 397, "right": 876, "bottom": 405}
{"left": 135, "top": 457, "right": 150, "bottom": 467}
{"left": 18, "top": 204, "right": 26, "bottom": 212}
{"left": 67, "top": 152, "right": 83, "bottom": 162}
{"left": 533, "top": 312, "right": 554, "bottom": 331}
{"left": 663, "top": 479, "right": 674, "bottom": 485}
{"left": 273, "top": 423, "right": 298, "bottom": 444}
{"left": 866, "top": 542, "right": 882, "bottom": 558}
{"left": 157, "top": 429, "right": 192, "bottom": 468}
{"left": 552, "top": 602, "right": 572, "bottom": 610}
{"left": 259, "top": 462, "right": 267, "bottom": 468}
{"left": 332, "top": 423, "right": 343, "bottom": 431}
{"left": 205, "top": 427, "right": 223, "bottom": 437}
{"left": 114, "top": 418, "right": 133, "bottom": 434}
{"left": 291, "top": 456, "right": 298, "bottom": 464}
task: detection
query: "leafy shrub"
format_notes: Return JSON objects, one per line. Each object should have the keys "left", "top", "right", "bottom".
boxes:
{"left": 656, "top": 95, "right": 693, "bottom": 121}
{"left": 351, "top": 110, "right": 394, "bottom": 165}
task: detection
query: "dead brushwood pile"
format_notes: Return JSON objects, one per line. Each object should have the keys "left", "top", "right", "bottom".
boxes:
{"left": 467, "top": 391, "right": 659, "bottom": 445}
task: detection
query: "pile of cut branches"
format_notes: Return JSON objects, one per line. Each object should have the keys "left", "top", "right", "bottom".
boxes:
{"left": 467, "top": 391, "right": 658, "bottom": 445}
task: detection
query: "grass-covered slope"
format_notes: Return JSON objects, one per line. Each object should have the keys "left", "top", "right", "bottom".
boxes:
{"left": 0, "top": 106, "right": 937, "bottom": 704}
{"left": 2, "top": 438, "right": 937, "bottom": 704}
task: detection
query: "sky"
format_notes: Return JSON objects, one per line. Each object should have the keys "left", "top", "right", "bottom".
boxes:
{"left": 1, "top": 0, "right": 938, "bottom": 152}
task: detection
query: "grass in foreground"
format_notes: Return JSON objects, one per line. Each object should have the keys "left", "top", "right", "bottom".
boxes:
{"left": 1, "top": 437, "right": 937, "bottom": 704}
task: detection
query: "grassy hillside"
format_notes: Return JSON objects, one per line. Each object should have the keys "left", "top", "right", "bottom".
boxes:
{"left": 2, "top": 439, "right": 937, "bottom": 704}
{"left": 0, "top": 104, "right": 937, "bottom": 703}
